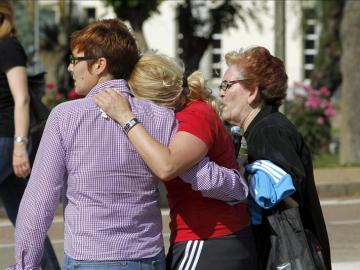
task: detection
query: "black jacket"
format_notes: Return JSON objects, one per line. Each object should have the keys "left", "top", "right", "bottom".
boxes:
{"left": 244, "top": 105, "right": 331, "bottom": 270}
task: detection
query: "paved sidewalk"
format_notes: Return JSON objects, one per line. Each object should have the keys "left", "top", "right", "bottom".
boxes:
{"left": 1, "top": 169, "right": 360, "bottom": 269}
{"left": 1, "top": 167, "right": 360, "bottom": 218}
{"left": 314, "top": 167, "right": 360, "bottom": 198}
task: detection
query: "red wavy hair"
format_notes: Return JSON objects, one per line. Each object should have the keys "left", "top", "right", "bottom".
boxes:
{"left": 225, "top": 46, "right": 288, "bottom": 107}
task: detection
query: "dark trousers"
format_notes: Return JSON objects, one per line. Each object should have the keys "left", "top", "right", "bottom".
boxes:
{"left": 251, "top": 223, "right": 271, "bottom": 270}
{"left": 0, "top": 173, "right": 61, "bottom": 270}
{"left": 166, "top": 226, "right": 257, "bottom": 270}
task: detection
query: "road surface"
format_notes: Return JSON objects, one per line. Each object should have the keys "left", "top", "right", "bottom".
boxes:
{"left": 1, "top": 198, "right": 359, "bottom": 269}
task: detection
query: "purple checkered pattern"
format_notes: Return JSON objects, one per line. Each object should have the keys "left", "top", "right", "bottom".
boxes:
{"left": 181, "top": 156, "right": 248, "bottom": 202}
{"left": 9, "top": 80, "right": 177, "bottom": 269}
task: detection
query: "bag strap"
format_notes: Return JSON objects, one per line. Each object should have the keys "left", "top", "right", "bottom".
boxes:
{"left": 272, "top": 197, "right": 299, "bottom": 214}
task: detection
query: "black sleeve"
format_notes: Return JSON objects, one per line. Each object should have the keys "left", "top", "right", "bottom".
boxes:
{"left": 248, "top": 125, "right": 306, "bottom": 193}
{"left": 0, "top": 37, "right": 27, "bottom": 72}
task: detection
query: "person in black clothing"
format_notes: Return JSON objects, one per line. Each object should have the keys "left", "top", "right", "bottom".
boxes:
{"left": 0, "top": 1, "right": 60, "bottom": 268}
{"left": 219, "top": 46, "right": 331, "bottom": 270}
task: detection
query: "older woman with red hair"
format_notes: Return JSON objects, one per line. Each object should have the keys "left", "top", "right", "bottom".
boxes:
{"left": 220, "top": 46, "right": 331, "bottom": 270}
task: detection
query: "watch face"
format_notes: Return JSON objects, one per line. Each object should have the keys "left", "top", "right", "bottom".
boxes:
{"left": 124, "top": 118, "right": 139, "bottom": 134}
{"left": 14, "top": 136, "right": 28, "bottom": 143}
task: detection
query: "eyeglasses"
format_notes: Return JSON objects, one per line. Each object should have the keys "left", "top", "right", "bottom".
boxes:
{"left": 219, "top": 79, "right": 250, "bottom": 92}
{"left": 69, "top": 55, "right": 97, "bottom": 65}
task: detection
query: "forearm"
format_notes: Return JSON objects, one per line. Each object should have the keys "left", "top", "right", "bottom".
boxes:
{"left": 13, "top": 99, "right": 30, "bottom": 137}
{"left": 12, "top": 96, "right": 31, "bottom": 177}
{"left": 7, "top": 66, "right": 30, "bottom": 137}
{"left": 12, "top": 108, "right": 66, "bottom": 269}
{"left": 180, "top": 157, "right": 248, "bottom": 201}
{"left": 127, "top": 123, "right": 180, "bottom": 180}
{"left": 14, "top": 185, "right": 60, "bottom": 269}
{"left": 93, "top": 89, "right": 207, "bottom": 180}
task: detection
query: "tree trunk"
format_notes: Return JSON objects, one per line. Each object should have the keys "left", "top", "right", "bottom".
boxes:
{"left": 310, "top": 0, "right": 345, "bottom": 94}
{"left": 55, "top": 0, "right": 73, "bottom": 94}
{"left": 339, "top": 0, "right": 360, "bottom": 164}
{"left": 274, "top": 0, "right": 286, "bottom": 62}
{"left": 133, "top": 30, "right": 148, "bottom": 53}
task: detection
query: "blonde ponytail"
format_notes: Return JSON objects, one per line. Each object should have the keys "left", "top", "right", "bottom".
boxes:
{"left": 186, "top": 71, "right": 221, "bottom": 115}
{"left": 128, "top": 52, "right": 221, "bottom": 114}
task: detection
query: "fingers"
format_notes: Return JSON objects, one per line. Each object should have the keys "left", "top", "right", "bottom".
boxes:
{"left": 92, "top": 92, "right": 106, "bottom": 107}
{"left": 92, "top": 88, "right": 134, "bottom": 125}
{"left": 13, "top": 154, "right": 31, "bottom": 178}
{"left": 97, "top": 88, "right": 126, "bottom": 101}
{"left": 13, "top": 162, "right": 31, "bottom": 178}
{"left": 104, "top": 88, "right": 125, "bottom": 98}
{"left": 93, "top": 89, "right": 136, "bottom": 129}
{"left": 93, "top": 89, "right": 117, "bottom": 108}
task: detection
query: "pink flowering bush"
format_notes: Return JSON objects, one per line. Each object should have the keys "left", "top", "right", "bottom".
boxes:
{"left": 42, "top": 84, "right": 84, "bottom": 108}
{"left": 287, "top": 82, "right": 336, "bottom": 155}
{"left": 67, "top": 88, "right": 83, "bottom": 100}
{"left": 42, "top": 83, "right": 66, "bottom": 109}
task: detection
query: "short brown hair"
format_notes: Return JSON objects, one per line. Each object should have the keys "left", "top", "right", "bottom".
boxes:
{"left": 225, "top": 46, "right": 288, "bottom": 107}
{"left": 70, "top": 19, "right": 140, "bottom": 79}
{"left": 0, "top": 0, "right": 14, "bottom": 39}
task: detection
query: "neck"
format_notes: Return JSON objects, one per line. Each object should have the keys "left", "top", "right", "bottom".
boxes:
{"left": 241, "top": 107, "right": 261, "bottom": 131}
{"left": 98, "top": 74, "right": 114, "bottom": 84}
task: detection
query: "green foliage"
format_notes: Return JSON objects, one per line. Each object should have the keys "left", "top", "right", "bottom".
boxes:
{"left": 301, "top": 0, "right": 346, "bottom": 94}
{"left": 313, "top": 152, "right": 360, "bottom": 168}
{"left": 12, "top": 1, "right": 33, "bottom": 49}
{"left": 106, "top": 0, "right": 163, "bottom": 30}
{"left": 40, "top": 17, "right": 86, "bottom": 51}
{"left": 287, "top": 82, "right": 336, "bottom": 156}
{"left": 177, "top": 0, "right": 266, "bottom": 73}
{"left": 107, "top": 0, "right": 265, "bottom": 72}
{"left": 312, "top": 152, "right": 339, "bottom": 168}
{"left": 209, "top": 0, "right": 263, "bottom": 32}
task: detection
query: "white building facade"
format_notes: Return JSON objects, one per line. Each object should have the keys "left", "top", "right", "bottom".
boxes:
{"left": 40, "top": 0, "right": 317, "bottom": 93}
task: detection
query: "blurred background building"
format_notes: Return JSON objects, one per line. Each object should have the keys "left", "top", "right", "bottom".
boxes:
{"left": 12, "top": 0, "right": 360, "bottom": 165}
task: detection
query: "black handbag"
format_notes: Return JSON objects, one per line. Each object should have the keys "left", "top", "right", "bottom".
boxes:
{"left": 266, "top": 206, "right": 326, "bottom": 270}
{"left": 28, "top": 73, "right": 49, "bottom": 131}
{"left": 28, "top": 72, "right": 50, "bottom": 164}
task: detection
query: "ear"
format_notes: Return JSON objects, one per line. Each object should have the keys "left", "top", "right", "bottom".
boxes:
{"left": 247, "top": 85, "right": 261, "bottom": 105}
{"left": 93, "top": 57, "right": 107, "bottom": 75}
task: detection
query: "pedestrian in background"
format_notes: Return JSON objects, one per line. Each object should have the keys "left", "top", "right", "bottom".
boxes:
{"left": 219, "top": 46, "right": 331, "bottom": 270}
{"left": 0, "top": 1, "right": 60, "bottom": 268}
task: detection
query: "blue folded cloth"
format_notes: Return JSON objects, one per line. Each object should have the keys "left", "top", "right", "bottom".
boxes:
{"left": 245, "top": 160, "right": 295, "bottom": 224}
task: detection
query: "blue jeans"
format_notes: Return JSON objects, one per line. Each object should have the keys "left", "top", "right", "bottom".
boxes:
{"left": 0, "top": 137, "right": 60, "bottom": 270}
{"left": 63, "top": 251, "right": 166, "bottom": 270}
{"left": 0, "top": 137, "right": 14, "bottom": 183}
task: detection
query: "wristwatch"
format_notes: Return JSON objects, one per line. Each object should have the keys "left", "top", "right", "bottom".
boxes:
{"left": 14, "top": 135, "right": 29, "bottom": 144}
{"left": 123, "top": 118, "right": 140, "bottom": 135}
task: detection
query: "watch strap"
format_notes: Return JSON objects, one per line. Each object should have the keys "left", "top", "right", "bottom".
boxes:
{"left": 123, "top": 118, "right": 140, "bottom": 135}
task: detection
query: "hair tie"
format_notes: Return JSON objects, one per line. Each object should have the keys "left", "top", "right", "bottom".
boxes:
{"left": 182, "top": 77, "right": 188, "bottom": 88}
{"left": 182, "top": 77, "right": 189, "bottom": 95}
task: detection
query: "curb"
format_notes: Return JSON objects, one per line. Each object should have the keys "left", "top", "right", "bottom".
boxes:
{"left": 315, "top": 167, "right": 360, "bottom": 198}
{"left": 2, "top": 168, "right": 360, "bottom": 218}
{"left": 317, "top": 181, "right": 360, "bottom": 198}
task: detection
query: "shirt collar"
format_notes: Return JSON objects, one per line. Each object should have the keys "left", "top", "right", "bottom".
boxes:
{"left": 244, "top": 105, "right": 278, "bottom": 138}
{"left": 86, "top": 79, "right": 132, "bottom": 98}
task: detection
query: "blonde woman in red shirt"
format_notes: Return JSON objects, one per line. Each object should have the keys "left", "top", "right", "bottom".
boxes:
{"left": 94, "top": 53, "right": 257, "bottom": 270}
